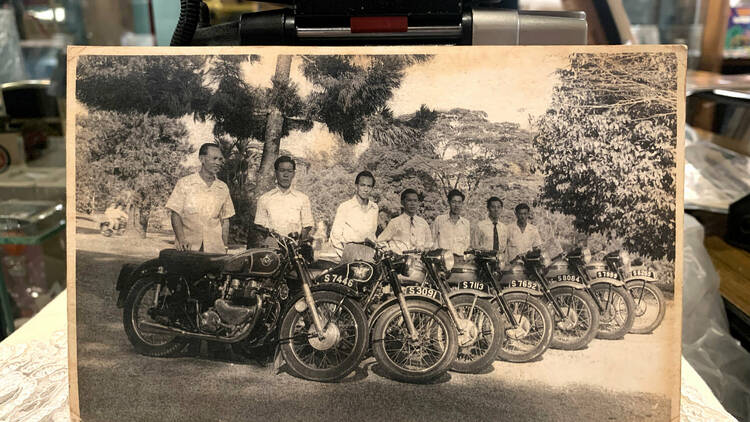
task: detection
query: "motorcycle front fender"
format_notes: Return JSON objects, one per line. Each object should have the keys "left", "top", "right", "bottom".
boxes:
{"left": 547, "top": 281, "right": 586, "bottom": 290}
{"left": 448, "top": 289, "right": 494, "bottom": 300}
{"left": 368, "top": 295, "right": 445, "bottom": 332}
{"left": 311, "top": 282, "right": 362, "bottom": 300}
{"left": 624, "top": 275, "right": 658, "bottom": 284}
{"left": 501, "top": 286, "right": 545, "bottom": 297}
{"left": 589, "top": 277, "right": 625, "bottom": 288}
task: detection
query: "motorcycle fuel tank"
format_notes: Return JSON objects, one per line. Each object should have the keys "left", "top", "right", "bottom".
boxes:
{"left": 498, "top": 263, "right": 527, "bottom": 285}
{"left": 222, "top": 248, "right": 280, "bottom": 276}
{"left": 585, "top": 261, "right": 617, "bottom": 279}
{"left": 544, "top": 258, "right": 570, "bottom": 279}
{"left": 446, "top": 260, "right": 477, "bottom": 283}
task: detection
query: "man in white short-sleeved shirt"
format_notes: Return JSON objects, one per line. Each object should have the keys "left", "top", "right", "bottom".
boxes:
{"left": 254, "top": 155, "right": 314, "bottom": 241}
{"left": 432, "top": 189, "right": 471, "bottom": 257}
{"left": 329, "top": 170, "right": 379, "bottom": 259}
{"left": 507, "top": 203, "right": 543, "bottom": 259}
{"left": 165, "top": 143, "right": 235, "bottom": 254}
{"left": 377, "top": 188, "right": 432, "bottom": 254}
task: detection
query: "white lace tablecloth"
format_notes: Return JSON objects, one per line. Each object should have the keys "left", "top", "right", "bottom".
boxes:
{"left": 0, "top": 291, "right": 739, "bottom": 421}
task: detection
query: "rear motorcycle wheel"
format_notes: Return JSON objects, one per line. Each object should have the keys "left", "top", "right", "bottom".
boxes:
{"left": 372, "top": 301, "right": 458, "bottom": 383}
{"left": 592, "top": 284, "right": 635, "bottom": 340}
{"left": 451, "top": 295, "right": 504, "bottom": 373}
{"left": 497, "top": 292, "right": 553, "bottom": 363}
{"left": 123, "top": 277, "right": 188, "bottom": 357}
{"left": 548, "top": 287, "right": 599, "bottom": 350}
{"left": 626, "top": 282, "right": 666, "bottom": 334}
{"left": 279, "top": 290, "right": 368, "bottom": 382}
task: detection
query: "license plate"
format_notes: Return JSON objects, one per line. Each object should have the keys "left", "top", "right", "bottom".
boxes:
{"left": 631, "top": 269, "right": 655, "bottom": 278}
{"left": 404, "top": 285, "right": 440, "bottom": 299}
{"left": 595, "top": 271, "right": 618, "bottom": 279}
{"left": 510, "top": 280, "right": 540, "bottom": 291}
{"left": 459, "top": 281, "right": 487, "bottom": 292}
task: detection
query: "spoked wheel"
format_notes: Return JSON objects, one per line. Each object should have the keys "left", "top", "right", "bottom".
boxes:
{"left": 591, "top": 284, "right": 635, "bottom": 340}
{"left": 123, "top": 277, "right": 187, "bottom": 357}
{"left": 450, "top": 295, "right": 504, "bottom": 373}
{"left": 626, "top": 281, "right": 666, "bottom": 334}
{"left": 279, "top": 290, "right": 368, "bottom": 382}
{"left": 372, "top": 301, "right": 458, "bottom": 383}
{"left": 548, "top": 287, "right": 599, "bottom": 350}
{"left": 497, "top": 292, "right": 553, "bottom": 363}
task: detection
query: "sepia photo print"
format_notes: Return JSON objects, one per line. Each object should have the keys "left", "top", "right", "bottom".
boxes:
{"left": 67, "top": 45, "right": 685, "bottom": 421}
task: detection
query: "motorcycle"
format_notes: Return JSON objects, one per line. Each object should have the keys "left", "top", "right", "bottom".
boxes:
{"left": 100, "top": 217, "right": 127, "bottom": 237}
{"left": 115, "top": 227, "right": 368, "bottom": 382}
{"left": 310, "top": 243, "right": 458, "bottom": 383}
{"left": 565, "top": 248, "right": 636, "bottom": 340}
{"left": 604, "top": 250, "right": 666, "bottom": 334}
{"left": 397, "top": 249, "right": 504, "bottom": 374}
{"left": 451, "top": 249, "right": 554, "bottom": 363}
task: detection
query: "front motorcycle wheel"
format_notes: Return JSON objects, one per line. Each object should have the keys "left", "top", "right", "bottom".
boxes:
{"left": 451, "top": 295, "right": 504, "bottom": 373}
{"left": 548, "top": 287, "right": 599, "bottom": 350}
{"left": 627, "top": 281, "right": 666, "bottom": 334}
{"left": 123, "top": 277, "right": 188, "bottom": 357}
{"left": 279, "top": 290, "right": 368, "bottom": 382}
{"left": 497, "top": 292, "right": 553, "bottom": 363}
{"left": 372, "top": 301, "right": 458, "bottom": 383}
{"left": 592, "top": 284, "right": 635, "bottom": 340}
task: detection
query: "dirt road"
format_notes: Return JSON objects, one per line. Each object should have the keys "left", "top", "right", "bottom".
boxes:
{"left": 74, "top": 217, "right": 675, "bottom": 421}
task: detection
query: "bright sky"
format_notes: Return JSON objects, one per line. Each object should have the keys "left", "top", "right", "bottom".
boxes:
{"left": 183, "top": 49, "right": 570, "bottom": 166}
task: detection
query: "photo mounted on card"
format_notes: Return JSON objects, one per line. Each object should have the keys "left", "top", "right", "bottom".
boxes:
{"left": 66, "top": 45, "right": 685, "bottom": 421}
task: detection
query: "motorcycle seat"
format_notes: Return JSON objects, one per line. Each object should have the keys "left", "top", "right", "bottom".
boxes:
{"left": 158, "top": 249, "right": 228, "bottom": 277}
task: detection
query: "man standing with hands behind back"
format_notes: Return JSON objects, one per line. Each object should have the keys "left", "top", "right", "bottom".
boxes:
{"left": 254, "top": 155, "right": 315, "bottom": 243}
{"left": 329, "top": 170, "right": 379, "bottom": 260}
{"left": 165, "top": 143, "right": 235, "bottom": 254}
{"left": 473, "top": 197, "right": 508, "bottom": 257}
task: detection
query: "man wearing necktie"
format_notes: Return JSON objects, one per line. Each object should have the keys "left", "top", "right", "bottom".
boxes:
{"left": 377, "top": 189, "right": 432, "bottom": 253}
{"left": 472, "top": 197, "right": 508, "bottom": 259}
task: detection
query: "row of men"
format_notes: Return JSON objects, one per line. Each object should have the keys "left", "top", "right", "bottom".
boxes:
{"left": 164, "top": 144, "right": 543, "bottom": 261}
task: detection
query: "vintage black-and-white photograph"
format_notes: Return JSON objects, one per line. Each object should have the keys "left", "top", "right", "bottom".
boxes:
{"left": 68, "top": 45, "right": 684, "bottom": 421}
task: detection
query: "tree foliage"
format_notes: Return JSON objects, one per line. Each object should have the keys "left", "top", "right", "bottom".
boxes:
{"left": 76, "top": 56, "right": 211, "bottom": 119}
{"left": 533, "top": 52, "right": 678, "bottom": 260}
{"left": 301, "top": 55, "right": 431, "bottom": 143}
{"left": 75, "top": 111, "right": 193, "bottom": 234}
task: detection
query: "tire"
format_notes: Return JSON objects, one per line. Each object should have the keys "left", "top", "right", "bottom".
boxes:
{"left": 496, "top": 292, "right": 553, "bottom": 363}
{"left": 123, "top": 277, "right": 188, "bottom": 357}
{"left": 548, "top": 287, "right": 600, "bottom": 350}
{"left": 591, "top": 284, "right": 635, "bottom": 340}
{"left": 279, "top": 290, "right": 368, "bottom": 382}
{"left": 450, "top": 295, "right": 504, "bottom": 373}
{"left": 626, "top": 281, "right": 666, "bottom": 334}
{"left": 372, "top": 301, "right": 458, "bottom": 383}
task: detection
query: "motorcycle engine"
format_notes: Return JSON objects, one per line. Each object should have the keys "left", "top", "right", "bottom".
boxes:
{"left": 199, "top": 277, "right": 265, "bottom": 333}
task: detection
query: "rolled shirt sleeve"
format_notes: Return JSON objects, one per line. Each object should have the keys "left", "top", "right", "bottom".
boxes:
{"left": 220, "top": 189, "right": 236, "bottom": 220}
{"left": 164, "top": 179, "right": 185, "bottom": 216}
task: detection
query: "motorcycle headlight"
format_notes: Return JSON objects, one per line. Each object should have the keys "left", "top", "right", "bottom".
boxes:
{"left": 618, "top": 250, "right": 630, "bottom": 268}
{"left": 441, "top": 249, "right": 455, "bottom": 272}
{"left": 582, "top": 248, "right": 591, "bottom": 264}
{"left": 540, "top": 252, "right": 551, "bottom": 268}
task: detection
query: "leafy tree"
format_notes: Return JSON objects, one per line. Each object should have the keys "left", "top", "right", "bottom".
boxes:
{"left": 76, "top": 56, "right": 211, "bottom": 119}
{"left": 75, "top": 111, "right": 193, "bottom": 235}
{"left": 533, "top": 52, "right": 678, "bottom": 260}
